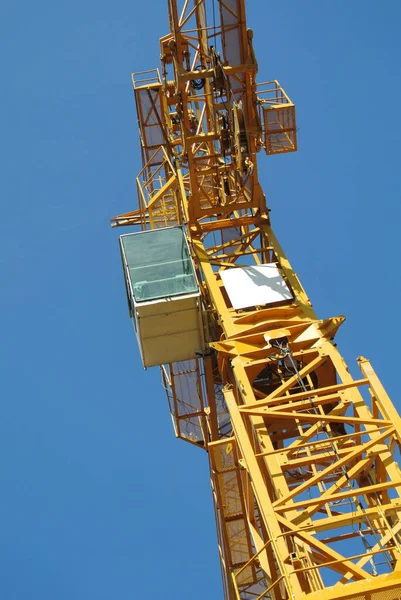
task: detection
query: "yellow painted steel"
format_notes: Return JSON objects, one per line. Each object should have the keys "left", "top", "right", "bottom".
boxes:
{"left": 111, "top": 2, "right": 401, "bottom": 599}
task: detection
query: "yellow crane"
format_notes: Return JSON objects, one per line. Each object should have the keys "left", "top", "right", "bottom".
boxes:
{"left": 111, "top": 2, "right": 401, "bottom": 599}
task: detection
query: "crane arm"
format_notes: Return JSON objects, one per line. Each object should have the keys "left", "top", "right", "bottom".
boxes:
{"left": 112, "top": 2, "right": 401, "bottom": 599}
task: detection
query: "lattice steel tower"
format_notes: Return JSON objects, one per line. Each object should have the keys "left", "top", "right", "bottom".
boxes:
{"left": 111, "top": 2, "right": 401, "bottom": 599}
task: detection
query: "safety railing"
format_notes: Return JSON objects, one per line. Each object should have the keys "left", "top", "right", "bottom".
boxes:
{"left": 257, "top": 80, "right": 297, "bottom": 155}
{"left": 132, "top": 68, "right": 161, "bottom": 89}
{"left": 136, "top": 146, "right": 183, "bottom": 228}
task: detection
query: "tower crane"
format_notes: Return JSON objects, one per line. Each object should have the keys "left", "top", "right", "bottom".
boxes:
{"left": 111, "top": 2, "right": 401, "bottom": 599}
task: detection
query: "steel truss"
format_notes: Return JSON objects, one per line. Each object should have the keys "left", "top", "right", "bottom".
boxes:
{"left": 112, "top": 2, "right": 401, "bottom": 599}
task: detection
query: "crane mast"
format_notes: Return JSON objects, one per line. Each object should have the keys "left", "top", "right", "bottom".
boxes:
{"left": 112, "top": 2, "right": 401, "bottom": 599}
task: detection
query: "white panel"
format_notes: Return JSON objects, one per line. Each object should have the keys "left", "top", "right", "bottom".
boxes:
{"left": 220, "top": 265, "right": 292, "bottom": 310}
{"left": 135, "top": 294, "right": 204, "bottom": 368}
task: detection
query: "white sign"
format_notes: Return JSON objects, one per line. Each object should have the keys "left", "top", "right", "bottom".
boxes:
{"left": 220, "top": 264, "right": 292, "bottom": 310}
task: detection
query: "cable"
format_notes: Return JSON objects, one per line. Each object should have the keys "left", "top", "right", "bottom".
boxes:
{"left": 190, "top": 65, "right": 206, "bottom": 90}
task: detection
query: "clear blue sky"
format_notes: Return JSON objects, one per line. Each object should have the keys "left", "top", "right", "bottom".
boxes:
{"left": 1, "top": 1, "right": 401, "bottom": 598}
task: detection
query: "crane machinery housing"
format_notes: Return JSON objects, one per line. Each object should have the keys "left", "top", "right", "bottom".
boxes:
{"left": 111, "top": 2, "right": 401, "bottom": 599}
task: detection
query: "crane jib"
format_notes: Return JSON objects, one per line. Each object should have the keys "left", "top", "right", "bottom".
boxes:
{"left": 110, "top": 2, "right": 401, "bottom": 599}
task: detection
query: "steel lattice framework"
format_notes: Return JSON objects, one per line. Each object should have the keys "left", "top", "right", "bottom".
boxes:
{"left": 112, "top": 2, "right": 401, "bottom": 599}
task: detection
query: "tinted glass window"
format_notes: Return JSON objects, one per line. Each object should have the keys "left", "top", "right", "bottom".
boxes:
{"left": 120, "top": 227, "right": 198, "bottom": 302}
